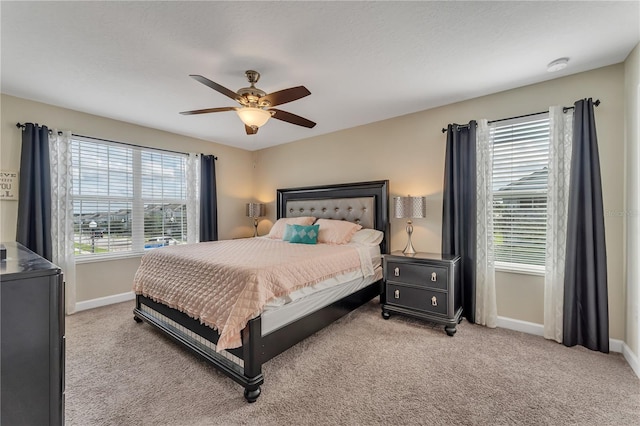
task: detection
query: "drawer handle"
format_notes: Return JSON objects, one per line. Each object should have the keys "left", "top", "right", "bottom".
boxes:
{"left": 394, "top": 267, "right": 400, "bottom": 277}
{"left": 394, "top": 289, "right": 400, "bottom": 299}
{"left": 431, "top": 296, "right": 438, "bottom": 306}
{"left": 431, "top": 272, "right": 437, "bottom": 282}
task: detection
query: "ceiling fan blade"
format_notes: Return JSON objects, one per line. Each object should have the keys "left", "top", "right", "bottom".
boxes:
{"left": 270, "top": 109, "right": 316, "bottom": 128}
{"left": 189, "top": 75, "right": 241, "bottom": 102}
{"left": 245, "top": 125, "right": 258, "bottom": 135}
{"left": 179, "top": 107, "right": 236, "bottom": 115}
{"left": 259, "top": 86, "right": 310, "bottom": 107}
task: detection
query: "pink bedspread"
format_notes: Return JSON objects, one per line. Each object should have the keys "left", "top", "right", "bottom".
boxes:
{"left": 133, "top": 238, "right": 365, "bottom": 351}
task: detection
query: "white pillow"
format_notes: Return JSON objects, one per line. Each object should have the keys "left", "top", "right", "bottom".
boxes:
{"left": 349, "top": 228, "right": 384, "bottom": 246}
{"left": 267, "top": 217, "right": 316, "bottom": 239}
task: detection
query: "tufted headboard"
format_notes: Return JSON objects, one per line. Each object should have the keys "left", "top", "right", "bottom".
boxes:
{"left": 276, "top": 180, "right": 389, "bottom": 254}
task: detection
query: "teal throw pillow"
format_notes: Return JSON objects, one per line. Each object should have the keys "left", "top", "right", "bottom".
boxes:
{"left": 288, "top": 224, "right": 319, "bottom": 244}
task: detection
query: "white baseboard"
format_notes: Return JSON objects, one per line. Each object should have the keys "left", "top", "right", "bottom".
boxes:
{"left": 496, "top": 316, "right": 544, "bottom": 337}
{"left": 609, "top": 338, "right": 625, "bottom": 354}
{"left": 74, "top": 291, "right": 135, "bottom": 312}
{"left": 622, "top": 343, "right": 640, "bottom": 378}
{"left": 496, "top": 316, "right": 626, "bottom": 355}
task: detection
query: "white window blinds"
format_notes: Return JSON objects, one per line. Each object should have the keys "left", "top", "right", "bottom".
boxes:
{"left": 491, "top": 115, "right": 550, "bottom": 268}
{"left": 71, "top": 136, "right": 189, "bottom": 257}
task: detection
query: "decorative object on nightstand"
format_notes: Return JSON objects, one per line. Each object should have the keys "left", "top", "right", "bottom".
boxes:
{"left": 246, "top": 202, "right": 266, "bottom": 237}
{"left": 381, "top": 251, "right": 462, "bottom": 336}
{"left": 393, "top": 195, "right": 426, "bottom": 255}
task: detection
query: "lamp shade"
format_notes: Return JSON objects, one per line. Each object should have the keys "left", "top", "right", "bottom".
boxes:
{"left": 393, "top": 196, "right": 426, "bottom": 219}
{"left": 236, "top": 107, "right": 272, "bottom": 128}
{"left": 246, "top": 203, "right": 266, "bottom": 218}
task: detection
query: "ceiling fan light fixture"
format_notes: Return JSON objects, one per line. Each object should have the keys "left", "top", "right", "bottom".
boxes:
{"left": 236, "top": 107, "right": 271, "bottom": 128}
{"left": 183, "top": 72, "right": 314, "bottom": 133}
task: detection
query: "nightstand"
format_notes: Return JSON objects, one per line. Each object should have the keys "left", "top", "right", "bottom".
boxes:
{"left": 381, "top": 251, "right": 462, "bottom": 336}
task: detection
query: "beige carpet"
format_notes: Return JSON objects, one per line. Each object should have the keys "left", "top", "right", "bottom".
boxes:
{"left": 65, "top": 299, "right": 640, "bottom": 425}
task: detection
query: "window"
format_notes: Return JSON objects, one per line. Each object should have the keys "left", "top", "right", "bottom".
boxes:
{"left": 71, "top": 136, "right": 190, "bottom": 258}
{"left": 491, "top": 115, "right": 550, "bottom": 270}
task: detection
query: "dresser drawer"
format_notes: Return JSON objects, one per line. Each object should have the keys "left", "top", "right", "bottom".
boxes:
{"left": 386, "top": 284, "right": 448, "bottom": 316}
{"left": 385, "top": 261, "right": 448, "bottom": 291}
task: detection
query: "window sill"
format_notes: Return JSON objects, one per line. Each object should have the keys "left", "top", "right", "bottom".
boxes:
{"left": 495, "top": 262, "right": 545, "bottom": 277}
{"left": 75, "top": 251, "right": 144, "bottom": 264}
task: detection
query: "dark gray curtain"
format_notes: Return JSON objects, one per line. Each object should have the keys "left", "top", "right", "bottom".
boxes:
{"left": 442, "top": 121, "right": 477, "bottom": 323}
{"left": 563, "top": 98, "right": 609, "bottom": 353}
{"left": 16, "top": 123, "right": 52, "bottom": 260}
{"left": 199, "top": 155, "right": 218, "bottom": 242}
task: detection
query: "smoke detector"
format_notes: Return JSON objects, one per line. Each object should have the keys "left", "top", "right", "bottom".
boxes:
{"left": 547, "top": 58, "right": 569, "bottom": 72}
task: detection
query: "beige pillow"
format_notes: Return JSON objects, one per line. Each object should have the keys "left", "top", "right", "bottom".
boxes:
{"left": 316, "top": 219, "right": 362, "bottom": 245}
{"left": 267, "top": 217, "right": 316, "bottom": 239}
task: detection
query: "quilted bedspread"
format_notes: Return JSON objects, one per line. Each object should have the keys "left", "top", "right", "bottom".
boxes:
{"left": 133, "top": 237, "right": 371, "bottom": 351}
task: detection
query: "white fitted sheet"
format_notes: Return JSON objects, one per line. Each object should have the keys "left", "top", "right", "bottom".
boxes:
{"left": 261, "top": 244, "right": 382, "bottom": 335}
{"left": 262, "top": 243, "right": 380, "bottom": 309}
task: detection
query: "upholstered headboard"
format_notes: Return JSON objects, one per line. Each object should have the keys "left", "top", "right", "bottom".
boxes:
{"left": 276, "top": 180, "right": 390, "bottom": 254}
{"left": 284, "top": 197, "right": 375, "bottom": 228}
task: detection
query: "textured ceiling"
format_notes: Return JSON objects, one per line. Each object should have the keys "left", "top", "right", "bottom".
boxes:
{"left": 2, "top": 1, "right": 639, "bottom": 151}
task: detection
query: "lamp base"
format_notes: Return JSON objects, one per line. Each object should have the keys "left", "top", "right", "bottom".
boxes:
{"left": 402, "top": 240, "right": 417, "bottom": 255}
{"left": 253, "top": 219, "right": 259, "bottom": 237}
{"left": 402, "top": 220, "right": 417, "bottom": 255}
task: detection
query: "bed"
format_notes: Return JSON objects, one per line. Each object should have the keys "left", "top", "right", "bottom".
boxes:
{"left": 132, "top": 180, "right": 389, "bottom": 402}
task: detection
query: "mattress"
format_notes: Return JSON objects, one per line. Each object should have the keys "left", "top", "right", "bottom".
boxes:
{"left": 262, "top": 243, "right": 381, "bottom": 310}
{"left": 133, "top": 237, "right": 378, "bottom": 351}
{"left": 260, "top": 243, "right": 381, "bottom": 334}
{"left": 261, "top": 265, "right": 382, "bottom": 335}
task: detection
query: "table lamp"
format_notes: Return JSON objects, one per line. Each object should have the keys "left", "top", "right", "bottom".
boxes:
{"left": 394, "top": 195, "right": 426, "bottom": 255}
{"left": 246, "top": 203, "right": 266, "bottom": 237}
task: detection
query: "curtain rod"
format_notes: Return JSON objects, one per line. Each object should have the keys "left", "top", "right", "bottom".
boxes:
{"left": 16, "top": 122, "right": 63, "bottom": 136}
{"left": 16, "top": 123, "right": 217, "bottom": 159}
{"left": 440, "top": 99, "right": 601, "bottom": 133}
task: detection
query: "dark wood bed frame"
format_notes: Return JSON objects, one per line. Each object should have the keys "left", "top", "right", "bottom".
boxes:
{"left": 133, "top": 180, "right": 389, "bottom": 402}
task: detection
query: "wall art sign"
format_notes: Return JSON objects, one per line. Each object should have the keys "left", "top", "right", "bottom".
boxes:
{"left": 0, "top": 171, "right": 19, "bottom": 200}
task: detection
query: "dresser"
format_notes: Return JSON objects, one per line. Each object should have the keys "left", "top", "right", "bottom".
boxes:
{"left": 1, "top": 242, "right": 65, "bottom": 426}
{"left": 381, "top": 251, "right": 462, "bottom": 336}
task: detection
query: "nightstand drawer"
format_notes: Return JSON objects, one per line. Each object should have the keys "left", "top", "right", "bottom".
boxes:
{"left": 385, "top": 261, "right": 448, "bottom": 291}
{"left": 386, "top": 284, "right": 448, "bottom": 316}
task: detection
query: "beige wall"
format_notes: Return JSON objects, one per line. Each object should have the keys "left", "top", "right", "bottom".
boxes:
{"left": 624, "top": 43, "right": 640, "bottom": 357}
{"left": 0, "top": 94, "right": 254, "bottom": 301}
{"left": 254, "top": 65, "right": 627, "bottom": 339}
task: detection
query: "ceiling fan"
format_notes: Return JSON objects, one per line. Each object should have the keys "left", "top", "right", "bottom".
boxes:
{"left": 180, "top": 70, "right": 316, "bottom": 135}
